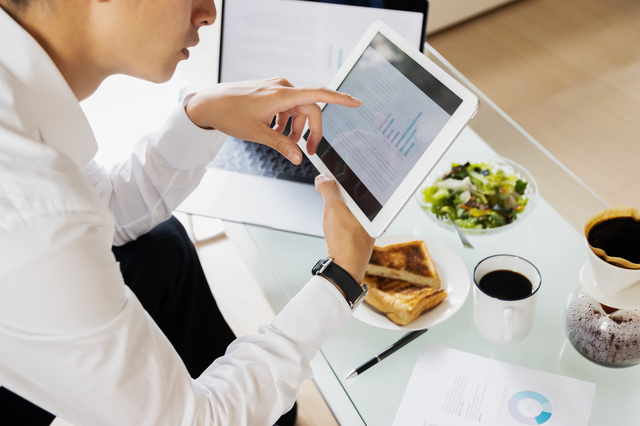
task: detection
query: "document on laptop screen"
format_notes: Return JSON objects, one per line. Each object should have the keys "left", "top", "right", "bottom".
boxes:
{"left": 220, "top": 0, "right": 424, "bottom": 87}
{"left": 312, "top": 32, "right": 462, "bottom": 220}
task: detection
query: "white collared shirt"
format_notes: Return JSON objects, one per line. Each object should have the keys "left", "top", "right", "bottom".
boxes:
{"left": 0, "top": 8, "right": 351, "bottom": 426}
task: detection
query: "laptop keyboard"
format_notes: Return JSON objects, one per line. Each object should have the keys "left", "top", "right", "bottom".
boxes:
{"left": 209, "top": 137, "right": 319, "bottom": 184}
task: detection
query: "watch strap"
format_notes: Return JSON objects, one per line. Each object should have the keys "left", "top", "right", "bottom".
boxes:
{"left": 312, "top": 258, "right": 368, "bottom": 310}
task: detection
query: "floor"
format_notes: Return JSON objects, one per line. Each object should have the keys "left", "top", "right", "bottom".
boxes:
{"left": 427, "top": 0, "right": 640, "bottom": 210}
{"left": 52, "top": 0, "right": 639, "bottom": 424}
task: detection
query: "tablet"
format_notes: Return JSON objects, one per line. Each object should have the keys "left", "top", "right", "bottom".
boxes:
{"left": 299, "top": 21, "right": 480, "bottom": 238}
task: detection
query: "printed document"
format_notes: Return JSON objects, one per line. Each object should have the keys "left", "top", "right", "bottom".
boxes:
{"left": 394, "top": 344, "right": 596, "bottom": 426}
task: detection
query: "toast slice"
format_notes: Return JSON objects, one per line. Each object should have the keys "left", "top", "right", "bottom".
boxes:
{"left": 366, "top": 241, "right": 440, "bottom": 289}
{"left": 363, "top": 274, "right": 447, "bottom": 326}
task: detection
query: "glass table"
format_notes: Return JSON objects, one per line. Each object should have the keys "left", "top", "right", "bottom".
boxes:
{"left": 220, "top": 42, "right": 640, "bottom": 426}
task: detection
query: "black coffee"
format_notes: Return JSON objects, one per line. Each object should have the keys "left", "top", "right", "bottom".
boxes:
{"left": 479, "top": 270, "right": 533, "bottom": 300}
{"left": 588, "top": 217, "right": 640, "bottom": 264}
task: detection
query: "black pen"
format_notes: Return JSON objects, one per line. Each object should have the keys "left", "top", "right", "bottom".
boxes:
{"left": 344, "top": 329, "right": 428, "bottom": 380}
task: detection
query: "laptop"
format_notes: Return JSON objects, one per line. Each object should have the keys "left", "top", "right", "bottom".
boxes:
{"left": 178, "top": 0, "right": 428, "bottom": 237}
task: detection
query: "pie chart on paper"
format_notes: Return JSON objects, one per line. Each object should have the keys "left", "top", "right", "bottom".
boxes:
{"left": 508, "top": 391, "right": 553, "bottom": 425}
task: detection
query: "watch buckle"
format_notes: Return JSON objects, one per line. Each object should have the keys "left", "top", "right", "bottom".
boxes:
{"left": 316, "top": 258, "right": 333, "bottom": 275}
{"left": 351, "top": 283, "right": 369, "bottom": 310}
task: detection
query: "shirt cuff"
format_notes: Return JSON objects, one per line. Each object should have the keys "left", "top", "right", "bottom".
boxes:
{"left": 270, "top": 276, "right": 352, "bottom": 361}
{"left": 151, "top": 96, "right": 227, "bottom": 170}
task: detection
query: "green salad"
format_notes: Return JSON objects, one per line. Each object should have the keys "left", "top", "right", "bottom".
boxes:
{"left": 421, "top": 162, "right": 529, "bottom": 229}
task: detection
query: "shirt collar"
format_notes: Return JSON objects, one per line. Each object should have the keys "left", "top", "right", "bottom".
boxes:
{"left": 0, "top": 7, "right": 97, "bottom": 168}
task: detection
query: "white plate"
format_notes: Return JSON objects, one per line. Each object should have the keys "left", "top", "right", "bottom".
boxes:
{"left": 353, "top": 235, "right": 470, "bottom": 330}
{"left": 580, "top": 261, "right": 640, "bottom": 309}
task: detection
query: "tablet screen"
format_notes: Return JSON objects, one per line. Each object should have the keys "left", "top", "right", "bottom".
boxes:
{"left": 305, "top": 32, "right": 462, "bottom": 220}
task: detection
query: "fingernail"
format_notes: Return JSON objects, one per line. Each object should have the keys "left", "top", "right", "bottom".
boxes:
{"left": 287, "top": 150, "right": 301, "bottom": 163}
{"left": 315, "top": 174, "right": 330, "bottom": 188}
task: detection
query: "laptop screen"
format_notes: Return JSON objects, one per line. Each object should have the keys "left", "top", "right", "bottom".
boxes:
{"left": 219, "top": 0, "right": 427, "bottom": 87}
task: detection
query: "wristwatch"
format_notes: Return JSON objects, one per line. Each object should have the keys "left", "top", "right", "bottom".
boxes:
{"left": 312, "top": 258, "right": 369, "bottom": 310}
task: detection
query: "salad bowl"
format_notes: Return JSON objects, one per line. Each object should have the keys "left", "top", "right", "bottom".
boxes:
{"left": 415, "top": 156, "right": 538, "bottom": 235}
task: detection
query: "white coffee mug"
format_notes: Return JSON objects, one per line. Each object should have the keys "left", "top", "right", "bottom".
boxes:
{"left": 473, "top": 255, "right": 542, "bottom": 343}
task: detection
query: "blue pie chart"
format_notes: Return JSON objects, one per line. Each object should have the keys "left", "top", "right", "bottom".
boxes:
{"left": 508, "top": 391, "right": 552, "bottom": 425}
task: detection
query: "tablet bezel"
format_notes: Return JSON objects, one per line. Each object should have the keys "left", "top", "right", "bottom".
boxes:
{"left": 299, "top": 20, "right": 480, "bottom": 238}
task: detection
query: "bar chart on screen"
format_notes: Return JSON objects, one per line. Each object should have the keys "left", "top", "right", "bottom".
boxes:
{"left": 376, "top": 108, "right": 431, "bottom": 159}
{"left": 322, "top": 43, "right": 454, "bottom": 205}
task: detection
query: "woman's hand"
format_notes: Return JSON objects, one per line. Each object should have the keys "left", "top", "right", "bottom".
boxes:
{"left": 315, "top": 174, "right": 374, "bottom": 284}
{"left": 185, "top": 78, "right": 361, "bottom": 164}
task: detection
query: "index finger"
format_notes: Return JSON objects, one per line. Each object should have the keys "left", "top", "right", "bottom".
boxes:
{"left": 282, "top": 86, "right": 362, "bottom": 110}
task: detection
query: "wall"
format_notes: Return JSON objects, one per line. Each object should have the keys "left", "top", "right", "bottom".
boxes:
{"left": 427, "top": 0, "right": 517, "bottom": 34}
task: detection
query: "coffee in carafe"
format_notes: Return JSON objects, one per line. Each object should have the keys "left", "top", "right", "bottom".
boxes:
{"left": 565, "top": 286, "right": 640, "bottom": 367}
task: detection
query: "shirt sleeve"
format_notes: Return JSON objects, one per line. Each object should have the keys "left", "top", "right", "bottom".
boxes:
{"left": 83, "top": 98, "right": 227, "bottom": 246}
{"left": 0, "top": 206, "right": 352, "bottom": 426}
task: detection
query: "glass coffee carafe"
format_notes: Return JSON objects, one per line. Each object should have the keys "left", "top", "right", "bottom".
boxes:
{"left": 564, "top": 207, "right": 640, "bottom": 368}
{"left": 565, "top": 285, "right": 640, "bottom": 367}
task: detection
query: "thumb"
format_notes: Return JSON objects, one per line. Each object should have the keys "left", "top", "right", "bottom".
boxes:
{"left": 259, "top": 126, "right": 302, "bottom": 164}
{"left": 315, "top": 174, "right": 342, "bottom": 203}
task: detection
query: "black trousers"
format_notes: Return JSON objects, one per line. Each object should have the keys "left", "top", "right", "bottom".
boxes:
{"left": 0, "top": 216, "right": 295, "bottom": 425}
